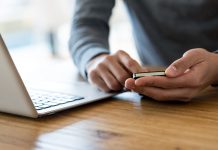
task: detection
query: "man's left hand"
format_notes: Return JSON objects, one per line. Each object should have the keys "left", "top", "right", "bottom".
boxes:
{"left": 125, "top": 48, "right": 218, "bottom": 101}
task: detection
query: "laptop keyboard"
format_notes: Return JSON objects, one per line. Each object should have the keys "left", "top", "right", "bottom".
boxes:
{"left": 30, "top": 90, "right": 84, "bottom": 110}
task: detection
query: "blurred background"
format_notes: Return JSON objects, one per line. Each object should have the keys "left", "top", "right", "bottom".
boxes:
{"left": 0, "top": 0, "right": 139, "bottom": 83}
{"left": 0, "top": 0, "right": 138, "bottom": 59}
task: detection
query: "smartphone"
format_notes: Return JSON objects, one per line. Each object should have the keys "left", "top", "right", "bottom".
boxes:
{"left": 133, "top": 71, "right": 166, "bottom": 79}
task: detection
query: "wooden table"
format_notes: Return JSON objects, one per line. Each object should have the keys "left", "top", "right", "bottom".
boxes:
{"left": 1, "top": 51, "right": 218, "bottom": 150}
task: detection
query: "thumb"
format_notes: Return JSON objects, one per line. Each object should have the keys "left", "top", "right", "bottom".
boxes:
{"left": 165, "top": 49, "right": 205, "bottom": 77}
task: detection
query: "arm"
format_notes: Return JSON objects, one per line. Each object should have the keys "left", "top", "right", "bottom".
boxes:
{"left": 69, "top": 0, "right": 115, "bottom": 78}
{"left": 69, "top": 0, "right": 143, "bottom": 92}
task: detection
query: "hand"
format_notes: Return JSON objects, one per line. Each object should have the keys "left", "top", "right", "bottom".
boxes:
{"left": 86, "top": 50, "right": 143, "bottom": 92}
{"left": 125, "top": 48, "right": 218, "bottom": 101}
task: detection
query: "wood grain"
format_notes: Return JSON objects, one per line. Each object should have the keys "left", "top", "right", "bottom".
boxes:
{"left": 1, "top": 52, "right": 218, "bottom": 150}
{"left": 0, "top": 88, "right": 218, "bottom": 150}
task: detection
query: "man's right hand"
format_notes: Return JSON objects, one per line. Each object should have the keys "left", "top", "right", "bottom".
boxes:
{"left": 86, "top": 50, "right": 142, "bottom": 92}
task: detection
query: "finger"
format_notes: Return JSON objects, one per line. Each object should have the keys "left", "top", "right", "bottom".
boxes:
{"left": 135, "top": 61, "right": 209, "bottom": 89}
{"left": 125, "top": 78, "right": 136, "bottom": 90}
{"left": 133, "top": 86, "right": 198, "bottom": 101}
{"left": 107, "top": 61, "right": 131, "bottom": 85}
{"left": 97, "top": 65, "right": 122, "bottom": 91}
{"left": 116, "top": 50, "right": 141, "bottom": 73}
{"left": 135, "top": 73, "right": 195, "bottom": 88}
{"left": 165, "top": 49, "right": 207, "bottom": 77}
{"left": 140, "top": 66, "right": 151, "bottom": 72}
{"left": 89, "top": 74, "right": 110, "bottom": 92}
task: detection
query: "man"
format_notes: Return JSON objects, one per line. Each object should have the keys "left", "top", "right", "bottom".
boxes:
{"left": 69, "top": 0, "right": 218, "bottom": 101}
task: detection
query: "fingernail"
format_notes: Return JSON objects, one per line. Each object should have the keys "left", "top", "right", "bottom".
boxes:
{"left": 166, "top": 65, "right": 177, "bottom": 76}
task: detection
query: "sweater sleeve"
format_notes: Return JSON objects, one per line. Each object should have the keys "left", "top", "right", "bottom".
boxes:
{"left": 69, "top": 0, "right": 115, "bottom": 79}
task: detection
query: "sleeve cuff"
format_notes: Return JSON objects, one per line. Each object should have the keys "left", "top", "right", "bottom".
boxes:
{"left": 78, "top": 47, "right": 109, "bottom": 79}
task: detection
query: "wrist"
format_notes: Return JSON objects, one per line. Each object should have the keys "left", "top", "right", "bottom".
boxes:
{"left": 86, "top": 53, "right": 108, "bottom": 73}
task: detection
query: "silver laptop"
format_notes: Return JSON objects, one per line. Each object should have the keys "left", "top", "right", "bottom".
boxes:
{"left": 0, "top": 34, "right": 115, "bottom": 118}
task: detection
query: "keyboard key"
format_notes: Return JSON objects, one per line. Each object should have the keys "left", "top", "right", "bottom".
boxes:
{"left": 29, "top": 90, "right": 84, "bottom": 110}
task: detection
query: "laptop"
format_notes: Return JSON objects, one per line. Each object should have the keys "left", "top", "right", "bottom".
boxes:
{"left": 0, "top": 34, "right": 115, "bottom": 118}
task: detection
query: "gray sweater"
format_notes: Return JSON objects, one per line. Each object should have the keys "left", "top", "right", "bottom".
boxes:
{"left": 69, "top": 0, "right": 218, "bottom": 78}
